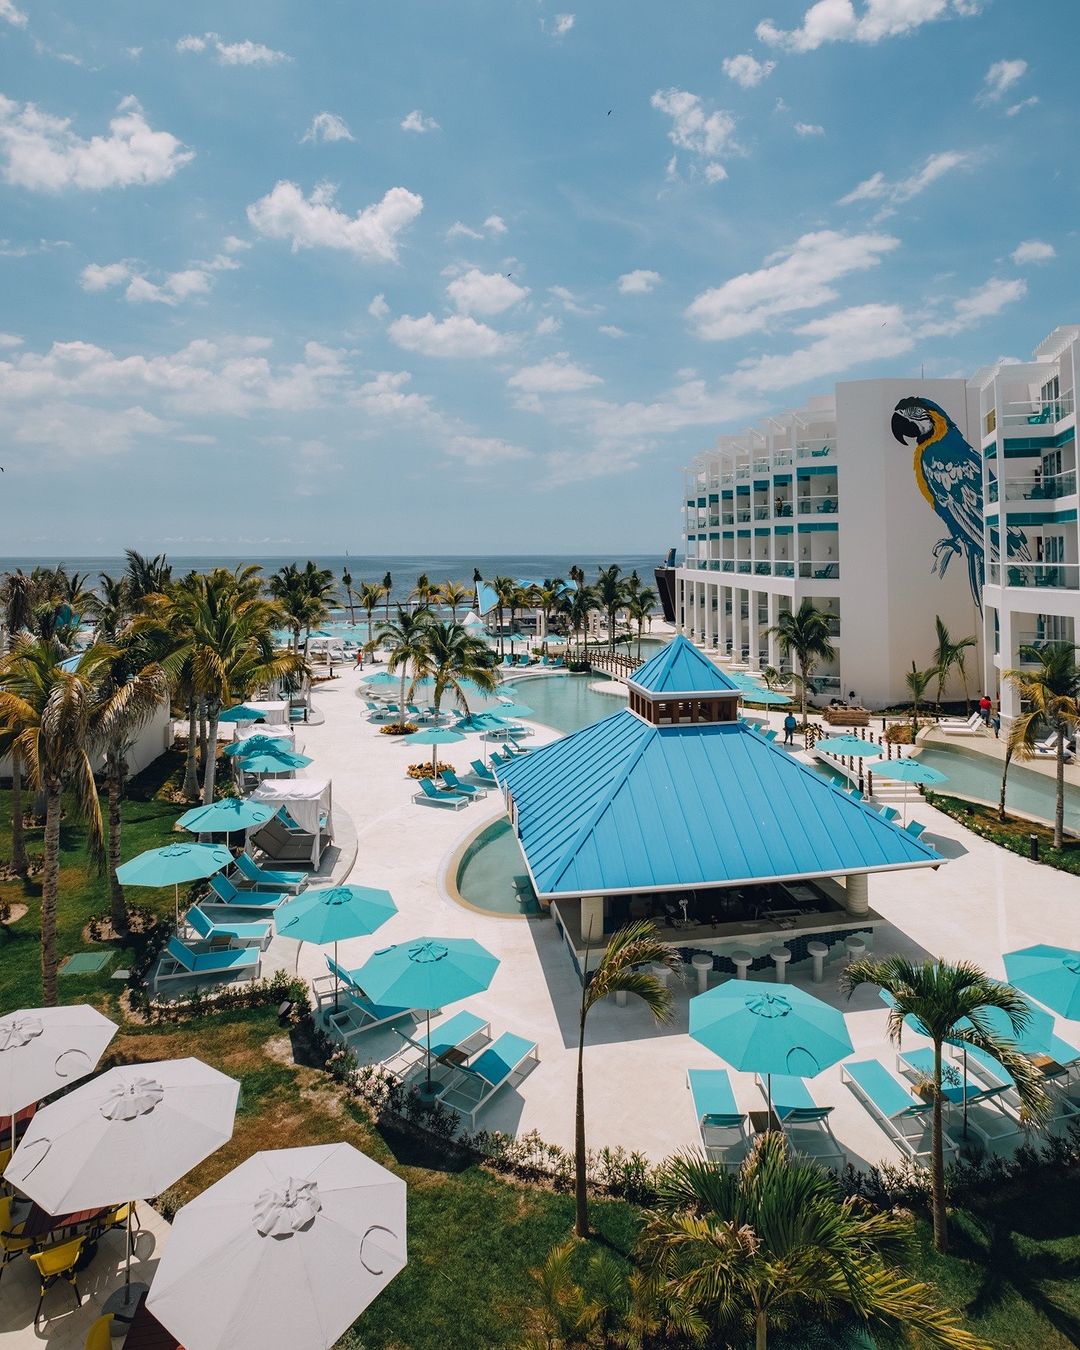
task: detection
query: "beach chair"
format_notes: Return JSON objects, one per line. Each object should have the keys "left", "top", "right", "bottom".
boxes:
{"left": 250, "top": 816, "right": 317, "bottom": 863}
{"left": 414, "top": 777, "right": 470, "bottom": 810}
{"left": 841, "top": 1059, "right": 957, "bottom": 1164}
{"left": 440, "top": 769, "right": 488, "bottom": 799}
{"left": 1034, "top": 733, "right": 1074, "bottom": 761}
{"left": 319, "top": 958, "right": 420, "bottom": 1039}
{"left": 154, "top": 937, "right": 261, "bottom": 991}
{"left": 185, "top": 904, "right": 271, "bottom": 950}
{"left": 940, "top": 712, "right": 985, "bottom": 736}
{"left": 232, "top": 852, "right": 305, "bottom": 893}
{"left": 959, "top": 1042, "right": 1080, "bottom": 1131}
{"left": 898, "top": 1048, "right": 1020, "bottom": 1148}
{"left": 686, "top": 1069, "right": 750, "bottom": 1170}
{"left": 208, "top": 873, "right": 289, "bottom": 911}
{"left": 439, "top": 1032, "right": 539, "bottom": 1127}
{"left": 756, "top": 1074, "right": 844, "bottom": 1165}
{"left": 383, "top": 1009, "right": 492, "bottom": 1084}
{"left": 904, "top": 820, "right": 927, "bottom": 839}
{"left": 761, "top": 728, "right": 779, "bottom": 743}
{"left": 878, "top": 805, "right": 900, "bottom": 823}
{"left": 468, "top": 759, "right": 498, "bottom": 786}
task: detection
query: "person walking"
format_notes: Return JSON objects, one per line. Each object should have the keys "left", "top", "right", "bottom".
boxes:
{"left": 783, "top": 711, "right": 798, "bottom": 746}
{"left": 978, "top": 692, "right": 992, "bottom": 725}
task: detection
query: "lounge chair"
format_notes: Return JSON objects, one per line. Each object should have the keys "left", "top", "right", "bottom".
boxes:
{"left": 232, "top": 851, "right": 305, "bottom": 893}
{"left": 208, "top": 873, "right": 289, "bottom": 911}
{"left": 382, "top": 1010, "right": 492, "bottom": 1084}
{"left": 1034, "top": 733, "right": 1074, "bottom": 761}
{"left": 318, "top": 958, "right": 419, "bottom": 1038}
{"left": 757, "top": 1074, "right": 844, "bottom": 1165}
{"left": 878, "top": 805, "right": 900, "bottom": 823}
{"left": 184, "top": 904, "right": 271, "bottom": 949}
{"left": 468, "top": 759, "right": 498, "bottom": 786}
{"left": 940, "top": 712, "right": 985, "bottom": 736}
{"left": 249, "top": 816, "right": 316, "bottom": 863}
{"left": 841, "top": 1059, "right": 957, "bottom": 1164}
{"left": 898, "top": 1048, "right": 1019, "bottom": 1148}
{"left": 438, "top": 1032, "right": 539, "bottom": 1127}
{"left": 959, "top": 1042, "right": 1080, "bottom": 1130}
{"left": 405, "top": 703, "right": 423, "bottom": 720}
{"left": 686, "top": 1069, "right": 750, "bottom": 1170}
{"left": 440, "top": 770, "right": 488, "bottom": 799}
{"left": 761, "top": 728, "right": 779, "bottom": 743}
{"left": 904, "top": 820, "right": 927, "bottom": 839}
{"left": 413, "top": 777, "right": 470, "bottom": 810}
{"left": 154, "top": 936, "right": 261, "bottom": 991}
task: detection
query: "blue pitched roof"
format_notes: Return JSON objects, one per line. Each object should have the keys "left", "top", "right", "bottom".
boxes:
{"left": 627, "top": 634, "right": 740, "bottom": 696}
{"left": 496, "top": 708, "right": 940, "bottom": 897}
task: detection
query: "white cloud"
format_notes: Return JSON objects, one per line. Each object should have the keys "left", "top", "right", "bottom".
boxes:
{"left": 484, "top": 214, "right": 507, "bottom": 235}
{"left": 302, "top": 112, "right": 354, "bottom": 144}
{"left": 0, "top": 94, "right": 194, "bottom": 192}
{"left": 618, "top": 269, "right": 661, "bottom": 294}
{"left": 535, "top": 315, "right": 560, "bottom": 336}
{"left": 177, "top": 33, "right": 290, "bottom": 66}
{"left": 0, "top": 333, "right": 23, "bottom": 347}
{"left": 80, "top": 262, "right": 132, "bottom": 293}
{"left": 795, "top": 122, "right": 825, "bottom": 136}
{"left": 839, "top": 149, "right": 973, "bottom": 209}
{"left": 651, "top": 89, "right": 736, "bottom": 182}
{"left": 447, "top": 268, "right": 529, "bottom": 316}
{"left": 368, "top": 293, "right": 390, "bottom": 319}
{"left": 920, "top": 277, "right": 1027, "bottom": 337}
{"left": 401, "top": 110, "right": 439, "bottom": 134}
{"left": 1011, "top": 239, "right": 1055, "bottom": 265}
{"left": 126, "top": 269, "right": 213, "bottom": 305}
{"left": 722, "top": 54, "right": 776, "bottom": 88}
{"left": 388, "top": 313, "right": 509, "bottom": 358}
{"left": 548, "top": 284, "right": 595, "bottom": 315}
{"left": 447, "top": 221, "right": 483, "bottom": 241}
{"left": 223, "top": 235, "right": 251, "bottom": 254}
{"left": 686, "top": 229, "right": 899, "bottom": 340}
{"left": 599, "top": 325, "right": 627, "bottom": 338}
{"left": 730, "top": 303, "right": 914, "bottom": 391}
{"left": 978, "top": 59, "right": 1026, "bottom": 104}
{"left": 350, "top": 370, "right": 433, "bottom": 419}
{"left": 507, "top": 353, "right": 601, "bottom": 394}
{"left": 544, "top": 14, "right": 575, "bottom": 36}
{"left": 1006, "top": 96, "right": 1039, "bottom": 117}
{"left": 756, "top": 0, "right": 980, "bottom": 53}
{"left": 125, "top": 46, "right": 142, "bottom": 59}
{"left": 247, "top": 181, "right": 423, "bottom": 262}
{"left": 446, "top": 434, "right": 530, "bottom": 466}
{"left": 0, "top": 0, "right": 27, "bottom": 27}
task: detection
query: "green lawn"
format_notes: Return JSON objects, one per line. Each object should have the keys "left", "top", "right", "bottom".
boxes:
{"left": 2, "top": 775, "right": 1080, "bottom": 1348}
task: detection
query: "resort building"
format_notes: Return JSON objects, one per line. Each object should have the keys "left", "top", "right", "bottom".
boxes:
{"left": 677, "top": 380, "right": 985, "bottom": 709}
{"left": 972, "top": 325, "right": 1080, "bottom": 724}
{"left": 495, "top": 636, "right": 941, "bottom": 982}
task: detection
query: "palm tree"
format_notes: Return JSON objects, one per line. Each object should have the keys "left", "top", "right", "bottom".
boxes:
{"left": 640, "top": 1132, "right": 990, "bottom": 1349}
{"left": 356, "top": 581, "right": 387, "bottom": 653}
{"left": 1, "top": 570, "right": 34, "bottom": 876}
{"left": 932, "top": 616, "right": 977, "bottom": 712}
{"left": 268, "top": 562, "right": 336, "bottom": 654}
{"left": 767, "top": 601, "right": 836, "bottom": 726}
{"left": 85, "top": 574, "right": 132, "bottom": 643}
{"left": 412, "top": 622, "right": 497, "bottom": 766}
{"left": 531, "top": 579, "right": 567, "bottom": 656}
{"left": 123, "top": 549, "right": 172, "bottom": 605}
{"left": 595, "top": 565, "right": 627, "bottom": 653}
{"left": 842, "top": 957, "right": 1049, "bottom": 1254}
{"left": 411, "top": 573, "right": 441, "bottom": 611}
{"left": 566, "top": 585, "right": 598, "bottom": 654}
{"left": 0, "top": 639, "right": 110, "bottom": 1004}
{"left": 440, "top": 580, "right": 471, "bottom": 624}
{"left": 906, "top": 662, "right": 934, "bottom": 738}
{"left": 490, "top": 575, "right": 517, "bottom": 658}
{"left": 382, "top": 571, "right": 393, "bottom": 628}
{"left": 574, "top": 922, "right": 680, "bottom": 1238}
{"left": 1005, "top": 643, "right": 1080, "bottom": 848}
{"left": 999, "top": 667, "right": 1040, "bottom": 821}
{"left": 341, "top": 568, "right": 356, "bottom": 625}
{"left": 376, "top": 606, "right": 434, "bottom": 717}
{"left": 626, "top": 585, "right": 658, "bottom": 660}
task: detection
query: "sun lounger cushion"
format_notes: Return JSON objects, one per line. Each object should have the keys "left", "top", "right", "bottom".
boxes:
{"left": 159, "top": 937, "right": 261, "bottom": 981}
{"left": 844, "top": 1059, "right": 927, "bottom": 1120}
{"left": 687, "top": 1069, "right": 744, "bottom": 1126}
{"left": 186, "top": 904, "right": 270, "bottom": 947}
{"left": 467, "top": 1032, "right": 536, "bottom": 1088}
{"left": 208, "top": 874, "right": 288, "bottom": 909}
{"left": 422, "top": 1011, "right": 489, "bottom": 1060}
{"left": 234, "top": 853, "right": 305, "bottom": 891}
{"left": 766, "top": 1074, "right": 833, "bottom": 1122}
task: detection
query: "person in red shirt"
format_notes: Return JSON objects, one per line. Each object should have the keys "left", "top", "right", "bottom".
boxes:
{"left": 978, "top": 693, "right": 992, "bottom": 725}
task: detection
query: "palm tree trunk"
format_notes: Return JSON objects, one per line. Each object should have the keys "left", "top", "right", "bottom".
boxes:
{"left": 10, "top": 747, "right": 29, "bottom": 877}
{"left": 182, "top": 698, "right": 199, "bottom": 800}
{"left": 202, "top": 710, "right": 221, "bottom": 804}
{"left": 756, "top": 1308, "right": 768, "bottom": 1350}
{"left": 998, "top": 745, "right": 1013, "bottom": 822}
{"left": 106, "top": 751, "right": 128, "bottom": 934}
{"left": 574, "top": 1008, "right": 589, "bottom": 1239}
{"left": 1056, "top": 731, "right": 1065, "bottom": 850}
{"left": 800, "top": 657, "right": 808, "bottom": 727}
{"left": 41, "top": 786, "right": 62, "bottom": 1006}
{"left": 198, "top": 701, "right": 208, "bottom": 774}
{"left": 931, "top": 1039, "right": 948, "bottom": 1253}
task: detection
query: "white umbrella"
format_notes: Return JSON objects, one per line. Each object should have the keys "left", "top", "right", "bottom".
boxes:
{"left": 148, "top": 1143, "right": 407, "bottom": 1350}
{"left": 0, "top": 1004, "right": 117, "bottom": 1153}
{"left": 6, "top": 1056, "right": 239, "bottom": 1310}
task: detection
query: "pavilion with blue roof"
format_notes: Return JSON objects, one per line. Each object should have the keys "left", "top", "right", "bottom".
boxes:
{"left": 495, "top": 635, "right": 942, "bottom": 980}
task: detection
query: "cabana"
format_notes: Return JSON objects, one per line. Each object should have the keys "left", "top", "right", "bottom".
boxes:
{"left": 250, "top": 778, "right": 334, "bottom": 866}
{"left": 239, "top": 699, "right": 289, "bottom": 726}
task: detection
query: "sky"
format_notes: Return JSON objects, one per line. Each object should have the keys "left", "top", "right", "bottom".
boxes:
{"left": 0, "top": 0, "right": 1076, "bottom": 556}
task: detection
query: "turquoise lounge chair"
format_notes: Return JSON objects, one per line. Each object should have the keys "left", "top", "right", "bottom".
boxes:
{"left": 154, "top": 936, "right": 261, "bottom": 991}
{"left": 687, "top": 1069, "right": 750, "bottom": 1170}
{"left": 208, "top": 873, "right": 289, "bottom": 911}
{"left": 898, "top": 1049, "right": 1019, "bottom": 1147}
{"left": 232, "top": 852, "right": 305, "bottom": 893}
{"left": 761, "top": 728, "right": 779, "bottom": 743}
{"left": 755, "top": 1074, "right": 844, "bottom": 1164}
{"left": 185, "top": 904, "right": 271, "bottom": 950}
{"left": 383, "top": 1010, "right": 492, "bottom": 1084}
{"left": 320, "top": 957, "right": 419, "bottom": 1038}
{"left": 440, "top": 770, "right": 488, "bottom": 799}
{"left": 468, "top": 759, "right": 498, "bottom": 785}
{"left": 904, "top": 820, "right": 927, "bottom": 839}
{"left": 959, "top": 1041, "right": 1080, "bottom": 1130}
{"left": 414, "top": 777, "right": 470, "bottom": 810}
{"left": 841, "top": 1059, "right": 956, "bottom": 1164}
{"left": 439, "top": 1032, "right": 538, "bottom": 1126}
{"left": 879, "top": 806, "right": 900, "bottom": 823}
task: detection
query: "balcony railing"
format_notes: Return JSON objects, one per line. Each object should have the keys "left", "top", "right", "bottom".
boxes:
{"left": 797, "top": 494, "right": 838, "bottom": 514}
{"left": 796, "top": 439, "right": 836, "bottom": 460}
{"left": 721, "top": 560, "right": 734, "bottom": 573}
{"left": 1016, "top": 631, "right": 1075, "bottom": 662}
{"left": 774, "top": 561, "right": 795, "bottom": 577}
{"left": 754, "top": 504, "right": 770, "bottom": 520}
{"left": 990, "top": 470, "right": 1077, "bottom": 503}
{"left": 736, "top": 509, "right": 752, "bottom": 523}
{"left": 1001, "top": 394, "right": 1075, "bottom": 428}
{"left": 774, "top": 501, "right": 793, "bottom": 517}
{"left": 989, "top": 562, "right": 1080, "bottom": 590}
{"left": 736, "top": 560, "right": 751, "bottom": 574}
{"left": 721, "top": 513, "right": 734, "bottom": 525}
{"left": 774, "top": 451, "right": 793, "bottom": 466}
{"left": 753, "top": 561, "right": 771, "bottom": 575}
{"left": 799, "top": 561, "right": 840, "bottom": 581}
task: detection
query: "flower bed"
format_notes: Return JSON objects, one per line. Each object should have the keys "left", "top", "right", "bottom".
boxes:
{"left": 380, "top": 721, "right": 418, "bottom": 736}
{"left": 406, "top": 762, "right": 456, "bottom": 780}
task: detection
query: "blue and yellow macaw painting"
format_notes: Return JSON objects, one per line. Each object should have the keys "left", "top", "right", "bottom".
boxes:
{"left": 891, "top": 395, "right": 1027, "bottom": 611}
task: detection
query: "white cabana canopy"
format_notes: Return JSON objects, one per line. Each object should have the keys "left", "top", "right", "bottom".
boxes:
{"left": 251, "top": 778, "right": 334, "bottom": 865}
{"left": 235, "top": 722, "right": 296, "bottom": 744}
{"left": 242, "top": 699, "right": 289, "bottom": 726}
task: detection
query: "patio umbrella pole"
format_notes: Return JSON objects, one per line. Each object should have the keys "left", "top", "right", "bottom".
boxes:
{"left": 767, "top": 1072, "right": 773, "bottom": 1129}
{"left": 425, "top": 1008, "right": 433, "bottom": 1097}
{"left": 334, "top": 939, "right": 340, "bottom": 1013}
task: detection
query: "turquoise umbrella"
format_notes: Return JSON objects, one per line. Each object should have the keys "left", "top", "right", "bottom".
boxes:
{"left": 275, "top": 886, "right": 397, "bottom": 1012}
{"left": 223, "top": 734, "right": 292, "bottom": 758}
{"left": 870, "top": 757, "right": 949, "bottom": 824}
{"left": 454, "top": 712, "right": 506, "bottom": 732}
{"left": 359, "top": 670, "right": 398, "bottom": 688}
{"left": 815, "top": 735, "right": 883, "bottom": 758}
{"left": 738, "top": 685, "right": 792, "bottom": 707}
{"left": 491, "top": 703, "right": 534, "bottom": 719}
{"left": 405, "top": 726, "right": 465, "bottom": 774}
{"left": 116, "top": 842, "right": 233, "bottom": 924}
{"left": 176, "top": 798, "right": 276, "bottom": 834}
{"left": 354, "top": 937, "right": 499, "bottom": 1097}
{"left": 234, "top": 746, "right": 312, "bottom": 775}
{"left": 1004, "top": 946, "right": 1080, "bottom": 1021}
{"left": 690, "top": 979, "right": 853, "bottom": 1120}
{"left": 218, "top": 704, "right": 266, "bottom": 724}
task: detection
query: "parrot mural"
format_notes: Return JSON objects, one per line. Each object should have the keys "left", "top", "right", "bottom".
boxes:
{"left": 890, "top": 395, "right": 1028, "bottom": 612}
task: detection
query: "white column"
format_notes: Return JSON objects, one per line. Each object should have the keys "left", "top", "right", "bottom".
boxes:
{"left": 580, "top": 895, "right": 604, "bottom": 944}
{"left": 843, "top": 873, "right": 869, "bottom": 917}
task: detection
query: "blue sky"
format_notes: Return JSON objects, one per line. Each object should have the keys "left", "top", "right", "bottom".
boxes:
{"left": 0, "top": 0, "right": 1075, "bottom": 555}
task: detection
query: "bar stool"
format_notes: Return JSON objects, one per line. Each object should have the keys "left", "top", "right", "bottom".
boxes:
{"left": 770, "top": 945, "right": 792, "bottom": 983}
{"left": 807, "top": 940, "right": 829, "bottom": 984}
{"left": 691, "top": 952, "right": 714, "bottom": 994}
{"left": 844, "top": 934, "right": 867, "bottom": 965}
{"left": 731, "top": 949, "right": 753, "bottom": 980}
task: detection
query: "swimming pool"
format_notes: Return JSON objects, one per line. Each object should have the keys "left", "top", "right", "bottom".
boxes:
{"left": 454, "top": 818, "right": 542, "bottom": 917}
{"left": 506, "top": 673, "right": 624, "bottom": 734}
{"left": 915, "top": 742, "right": 1080, "bottom": 834}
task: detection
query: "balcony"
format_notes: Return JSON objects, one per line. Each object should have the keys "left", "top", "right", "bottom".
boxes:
{"left": 774, "top": 501, "right": 794, "bottom": 518}
{"left": 753, "top": 561, "right": 771, "bottom": 576}
{"left": 754, "top": 504, "right": 770, "bottom": 520}
{"left": 736, "top": 560, "right": 752, "bottom": 574}
{"left": 774, "top": 451, "right": 793, "bottom": 467}
{"left": 989, "top": 562, "right": 1080, "bottom": 590}
{"left": 991, "top": 471, "right": 1077, "bottom": 504}
{"left": 736, "top": 508, "right": 752, "bottom": 523}
{"left": 797, "top": 494, "right": 838, "bottom": 515}
{"left": 796, "top": 438, "right": 836, "bottom": 460}
{"left": 774, "top": 562, "right": 795, "bottom": 577}
{"left": 721, "top": 560, "right": 734, "bottom": 573}
{"left": 1001, "top": 394, "right": 1075, "bottom": 429}
{"left": 799, "top": 561, "right": 840, "bottom": 581}
{"left": 1015, "top": 631, "right": 1075, "bottom": 664}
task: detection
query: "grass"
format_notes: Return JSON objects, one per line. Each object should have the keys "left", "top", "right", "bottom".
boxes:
{"left": 927, "top": 791, "right": 1080, "bottom": 876}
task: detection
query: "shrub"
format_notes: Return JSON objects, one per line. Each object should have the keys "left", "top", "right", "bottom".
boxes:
{"left": 882, "top": 723, "right": 914, "bottom": 743}
{"left": 380, "top": 722, "right": 418, "bottom": 736}
{"left": 406, "top": 762, "right": 456, "bottom": 780}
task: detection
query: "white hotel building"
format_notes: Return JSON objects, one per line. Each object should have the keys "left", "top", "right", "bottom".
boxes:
{"left": 675, "top": 330, "right": 1080, "bottom": 712}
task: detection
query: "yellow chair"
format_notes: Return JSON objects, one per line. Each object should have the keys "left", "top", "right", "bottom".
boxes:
{"left": 0, "top": 1195, "right": 33, "bottom": 1282}
{"left": 29, "top": 1235, "right": 85, "bottom": 1323}
{"left": 84, "top": 1313, "right": 114, "bottom": 1350}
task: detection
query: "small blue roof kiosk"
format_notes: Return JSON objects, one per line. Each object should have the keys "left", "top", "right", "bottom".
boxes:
{"left": 496, "top": 636, "right": 942, "bottom": 983}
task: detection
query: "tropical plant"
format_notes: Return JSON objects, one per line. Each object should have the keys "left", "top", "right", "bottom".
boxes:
{"left": 639, "top": 1132, "right": 990, "bottom": 1349}
{"left": 906, "top": 662, "right": 934, "bottom": 738}
{"left": 410, "top": 622, "right": 497, "bottom": 766}
{"left": 356, "top": 581, "right": 386, "bottom": 651}
{"left": 566, "top": 585, "right": 598, "bottom": 651}
{"left": 595, "top": 565, "right": 627, "bottom": 653}
{"left": 85, "top": 573, "right": 132, "bottom": 643}
{"left": 932, "top": 616, "right": 977, "bottom": 712}
{"left": 532, "top": 579, "right": 568, "bottom": 656}
{"left": 574, "top": 922, "right": 680, "bottom": 1238}
{"left": 1005, "top": 643, "right": 1080, "bottom": 848}
{"left": 626, "top": 585, "right": 658, "bottom": 660}
{"left": 490, "top": 575, "right": 518, "bottom": 658}
{"left": 440, "top": 580, "right": 471, "bottom": 623}
{"left": 268, "top": 562, "right": 337, "bottom": 653}
{"left": 123, "top": 549, "right": 172, "bottom": 604}
{"left": 342, "top": 567, "right": 356, "bottom": 625}
{"left": 411, "top": 572, "right": 441, "bottom": 610}
{"left": 1, "top": 570, "right": 34, "bottom": 875}
{"left": 376, "top": 605, "right": 434, "bottom": 715}
{"left": 767, "top": 601, "right": 836, "bottom": 725}
{"left": 382, "top": 571, "right": 393, "bottom": 628}
{"left": 841, "top": 956, "right": 1049, "bottom": 1253}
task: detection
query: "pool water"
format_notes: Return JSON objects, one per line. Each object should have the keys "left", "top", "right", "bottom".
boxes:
{"left": 508, "top": 674, "right": 624, "bottom": 734}
{"left": 915, "top": 743, "right": 1080, "bottom": 833}
{"left": 455, "top": 819, "right": 542, "bottom": 916}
